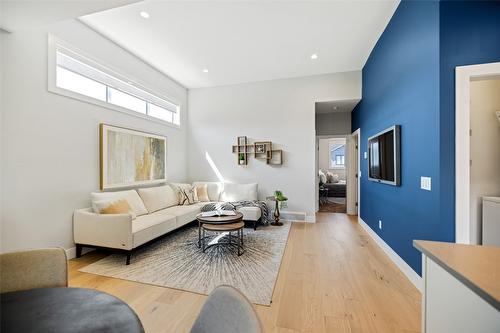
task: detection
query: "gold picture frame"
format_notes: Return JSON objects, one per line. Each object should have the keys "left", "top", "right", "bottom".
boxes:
{"left": 100, "top": 123, "right": 167, "bottom": 190}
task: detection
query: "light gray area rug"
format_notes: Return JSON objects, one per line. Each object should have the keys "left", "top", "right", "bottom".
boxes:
{"left": 80, "top": 222, "right": 291, "bottom": 306}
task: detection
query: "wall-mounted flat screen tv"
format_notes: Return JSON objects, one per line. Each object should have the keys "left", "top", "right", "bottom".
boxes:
{"left": 368, "top": 125, "right": 401, "bottom": 186}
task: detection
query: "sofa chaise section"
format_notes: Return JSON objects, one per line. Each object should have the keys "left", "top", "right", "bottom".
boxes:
{"left": 193, "top": 181, "right": 262, "bottom": 228}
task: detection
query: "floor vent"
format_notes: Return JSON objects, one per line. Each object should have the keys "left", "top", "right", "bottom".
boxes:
{"left": 273, "top": 210, "right": 307, "bottom": 222}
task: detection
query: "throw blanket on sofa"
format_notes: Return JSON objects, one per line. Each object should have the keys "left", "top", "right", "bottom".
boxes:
{"left": 200, "top": 201, "right": 270, "bottom": 225}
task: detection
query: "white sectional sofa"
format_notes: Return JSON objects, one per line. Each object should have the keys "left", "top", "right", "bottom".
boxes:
{"left": 73, "top": 182, "right": 262, "bottom": 264}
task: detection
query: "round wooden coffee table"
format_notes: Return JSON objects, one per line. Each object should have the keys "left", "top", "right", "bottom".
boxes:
{"left": 197, "top": 212, "right": 245, "bottom": 256}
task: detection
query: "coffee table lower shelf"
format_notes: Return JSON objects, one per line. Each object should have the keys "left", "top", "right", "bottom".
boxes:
{"left": 199, "top": 222, "right": 245, "bottom": 256}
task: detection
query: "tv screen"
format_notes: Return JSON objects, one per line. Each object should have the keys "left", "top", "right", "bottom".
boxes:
{"left": 368, "top": 125, "right": 400, "bottom": 186}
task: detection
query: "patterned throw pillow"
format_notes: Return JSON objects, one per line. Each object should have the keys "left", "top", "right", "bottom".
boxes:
{"left": 195, "top": 184, "right": 210, "bottom": 202}
{"left": 94, "top": 199, "right": 136, "bottom": 219}
{"left": 178, "top": 185, "right": 198, "bottom": 205}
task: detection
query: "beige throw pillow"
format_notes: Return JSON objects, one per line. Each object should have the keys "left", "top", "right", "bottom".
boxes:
{"left": 192, "top": 182, "right": 222, "bottom": 201}
{"left": 91, "top": 190, "right": 148, "bottom": 217}
{"left": 195, "top": 184, "right": 210, "bottom": 202}
{"left": 94, "top": 199, "right": 136, "bottom": 219}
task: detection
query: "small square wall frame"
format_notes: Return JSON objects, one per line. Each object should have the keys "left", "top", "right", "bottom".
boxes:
{"left": 269, "top": 149, "right": 283, "bottom": 165}
{"left": 254, "top": 141, "right": 272, "bottom": 160}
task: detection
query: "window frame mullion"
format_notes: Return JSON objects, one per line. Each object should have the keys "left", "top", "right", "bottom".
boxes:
{"left": 106, "top": 85, "right": 110, "bottom": 103}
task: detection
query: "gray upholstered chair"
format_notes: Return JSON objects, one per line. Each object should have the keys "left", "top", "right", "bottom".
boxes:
{"left": 190, "top": 285, "right": 263, "bottom": 333}
{"left": 0, "top": 248, "right": 68, "bottom": 293}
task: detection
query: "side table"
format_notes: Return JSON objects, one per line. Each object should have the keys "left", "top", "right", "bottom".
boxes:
{"left": 266, "top": 196, "right": 283, "bottom": 226}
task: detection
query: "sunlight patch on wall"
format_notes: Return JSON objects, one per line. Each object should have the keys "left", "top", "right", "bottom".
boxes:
{"left": 205, "top": 151, "right": 225, "bottom": 182}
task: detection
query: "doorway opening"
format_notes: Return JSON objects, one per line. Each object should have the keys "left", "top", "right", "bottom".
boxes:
{"left": 318, "top": 137, "right": 348, "bottom": 213}
{"left": 455, "top": 62, "right": 500, "bottom": 245}
{"left": 314, "top": 99, "right": 360, "bottom": 215}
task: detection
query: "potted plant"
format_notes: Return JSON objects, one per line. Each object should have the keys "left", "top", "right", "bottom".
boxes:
{"left": 275, "top": 190, "right": 288, "bottom": 208}
{"left": 271, "top": 190, "right": 288, "bottom": 226}
{"left": 239, "top": 153, "right": 245, "bottom": 165}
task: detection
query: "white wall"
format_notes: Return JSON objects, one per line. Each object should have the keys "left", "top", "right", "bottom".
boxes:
{"left": 1, "top": 20, "right": 188, "bottom": 253}
{"left": 315, "top": 111, "right": 351, "bottom": 135}
{"left": 0, "top": 30, "right": 5, "bottom": 250}
{"left": 187, "top": 72, "right": 361, "bottom": 219}
{"left": 470, "top": 79, "right": 500, "bottom": 244}
{"left": 318, "top": 137, "right": 347, "bottom": 180}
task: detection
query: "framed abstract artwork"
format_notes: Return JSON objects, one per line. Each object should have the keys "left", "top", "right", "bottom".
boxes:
{"left": 100, "top": 124, "right": 167, "bottom": 189}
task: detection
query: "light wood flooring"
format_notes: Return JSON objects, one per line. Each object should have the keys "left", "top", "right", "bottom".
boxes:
{"left": 69, "top": 213, "right": 421, "bottom": 332}
{"left": 318, "top": 198, "right": 347, "bottom": 213}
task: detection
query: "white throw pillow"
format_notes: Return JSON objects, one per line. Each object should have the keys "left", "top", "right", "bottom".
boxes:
{"left": 325, "top": 171, "right": 334, "bottom": 183}
{"left": 220, "top": 183, "right": 258, "bottom": 202}
{"left": 332, "top": 174, "right": 340, "bottom": 183}
{"left": 192, "top": 182, "right": 222, "bottom": 201}
{"left": 137, "top": 185, "right": 179, "bottom": 213}
{"left": 318, "top": 170, "right": 327, "bottom": 184}
{"left": 91, "top": 190, "right": 148, "bottom": 216}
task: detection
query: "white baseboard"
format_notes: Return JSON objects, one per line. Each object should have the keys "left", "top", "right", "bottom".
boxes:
{"left": 66, "top": 247, "right": 76, "bottom": 259}
{"left": 358, "top": 217, "right": 423, "bottom": 292}
{"left": 283, "top": 217, "right": 315, "bottom": 223}
{"left": 304, "top": 214, "right": 316, "bottom": 223}
{"left": 65, "top": 246, "right": 93, "bottom": 260}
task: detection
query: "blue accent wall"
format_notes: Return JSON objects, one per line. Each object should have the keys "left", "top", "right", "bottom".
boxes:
{"left": 352, "top": 0, "right": 500, "bottom": 275}
{"left": 438, "top": 1, "right": 500, "bottom": 245}
{"left": 352, "top": 1, "right": 442, "bottom": 275}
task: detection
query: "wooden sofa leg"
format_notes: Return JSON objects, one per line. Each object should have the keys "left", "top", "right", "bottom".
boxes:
{"left": 76, "top": 244, "right": 83, "bottom": 258}
{"left": 126, "top": 251, "right": 132, "bottom": 265}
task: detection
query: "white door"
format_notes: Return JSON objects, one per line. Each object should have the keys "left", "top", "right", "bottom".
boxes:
{"left": 347, "top": 131, "right": 360, "bottom": 215}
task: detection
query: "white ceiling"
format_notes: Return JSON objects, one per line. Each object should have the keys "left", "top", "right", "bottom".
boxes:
{"left": 0, "top": 0, "right": 140, "bottom": 32}
{"left": 81, "top": 0, "right": 399, "bottom": 89}
{"left": 315, "top": 99, "right": 360, "bottom": 114}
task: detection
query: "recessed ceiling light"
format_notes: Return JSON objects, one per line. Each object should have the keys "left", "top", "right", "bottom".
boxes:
{"left": 202, "top": 69, "right": 209, "bottom": 73}
{"left": 140, "top": 11, "right": 150, "bottom": 19}
{"left": 310, "top": 53, "right": 318, "bottom": 60}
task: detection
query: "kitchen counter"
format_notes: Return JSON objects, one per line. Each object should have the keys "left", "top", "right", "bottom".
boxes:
{"left": 414, "top": 240, "right": 500, "bottom": 332}
{"left": 414, "top": 240, "right": 500, "bottom": 310}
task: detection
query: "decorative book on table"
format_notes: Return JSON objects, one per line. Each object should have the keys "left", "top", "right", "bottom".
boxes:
{"left": 201, "top": 210, "right": 236, "bottom": 217}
